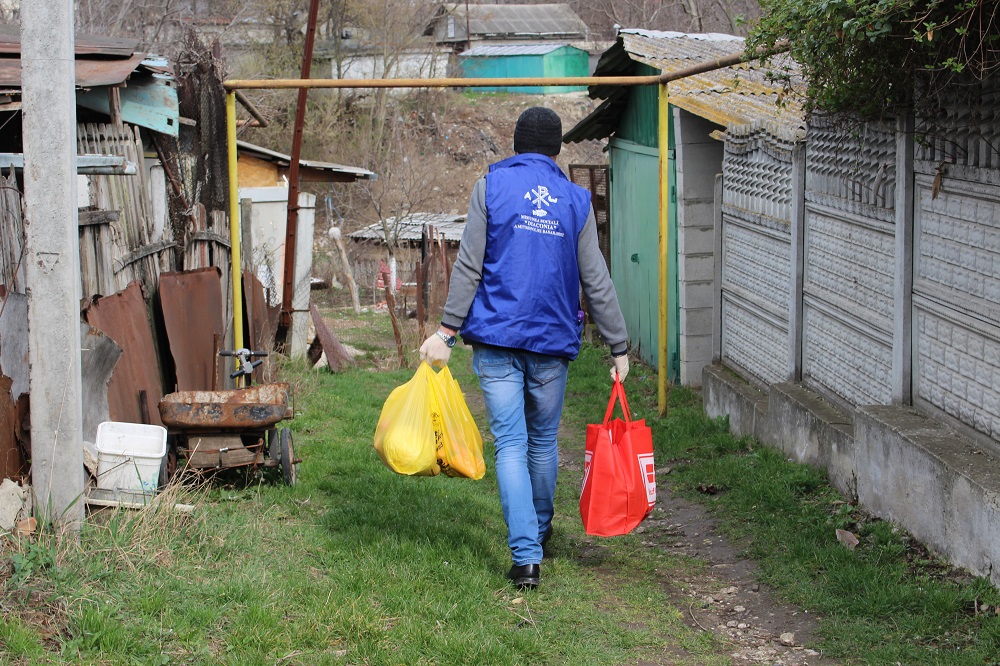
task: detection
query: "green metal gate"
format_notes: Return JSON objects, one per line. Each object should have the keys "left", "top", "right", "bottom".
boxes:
{"left": 608, "top": 136, "right": 679, "bottom": 380}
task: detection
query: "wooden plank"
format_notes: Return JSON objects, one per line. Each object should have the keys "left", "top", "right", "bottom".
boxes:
{"left": 190, "top": 230, "right": 231, "bottom": 247}
{"left": 310, "top": 303, "right": 351, "bottom": 372}
{"left": 78, "top": 209, "right": 120, "bottom": 227}
{"left": 115, "top": 239, "right": 176, "bottom": 272}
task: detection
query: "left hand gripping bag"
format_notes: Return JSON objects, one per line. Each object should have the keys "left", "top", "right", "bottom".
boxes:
{"left": 373, "top": 363, "right": 441, "bottom": 476}
{"left": 579, "top": 379, "right": 656, "bottom": 536}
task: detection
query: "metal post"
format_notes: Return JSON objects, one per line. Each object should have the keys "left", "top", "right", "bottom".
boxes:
{"left": 226, "top": 92, "right": 244, "bottom": 350}
{"left": 280, "top": 0, "right": 322, "bottom": 330}
{"left": 657, "top": 83, "right": 670, "bottom": 415}
{"left": 22, "top": 0, "right": 84, "bottom": 527}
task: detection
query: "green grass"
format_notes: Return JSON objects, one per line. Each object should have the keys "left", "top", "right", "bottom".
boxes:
{"left": 604, "top": 353, "right": 1000, "bottom": 666}
{"left": 2, "top": 309, "right": 998, "bottom": 664}
{"left": 0, "top": 311, "right": 725, "bottom": 665}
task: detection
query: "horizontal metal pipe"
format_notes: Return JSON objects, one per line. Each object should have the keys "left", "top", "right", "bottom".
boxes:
{"left": 225, "top": 74, "right": 663, "bottom": 90}
{"left": 223, "top": 45, "right": 787, "bottom": 92}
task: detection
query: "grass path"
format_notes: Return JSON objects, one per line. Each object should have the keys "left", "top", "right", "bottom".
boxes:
{"left": 2, "top": 309, "right": 999, "bottom": 664}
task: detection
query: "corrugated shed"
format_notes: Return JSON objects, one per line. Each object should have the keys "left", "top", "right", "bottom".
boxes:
{"left": 349, "top": 213, "right": 466, "bottom": 244}
{"left": 460, "top": 43, "right": 568, "bottom": 57}
{"left": 444, "top": 3, "right": 587, "bottom": 40}
{"left": 565, "top": 30, "right": 806, "bottom": 144}
{"left": 237, "top": 141, "right": 377, "bottom": 181}
{"left": 458, "top": 43, "right": 588, "bottom": 94}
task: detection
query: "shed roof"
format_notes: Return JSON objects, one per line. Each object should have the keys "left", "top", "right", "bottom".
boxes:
{"left": 564, "top": 30, "right": 806, "bottom": 144}
{"left": 349, "top": 213, "right": 466, "bottom": 244}
{"left": 0, "top": 25, "right": 153, "bottom": 88}
{"left": 459, "top": 43, "right": 576, "bottom": 57}
{"left": 443, "top": 3, "right": 587, "bottom": 40}
{"left": 237, "top": 141, "right": 377, "bottom": 183}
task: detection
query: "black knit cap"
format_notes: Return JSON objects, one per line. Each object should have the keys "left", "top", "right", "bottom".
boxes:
{"left": 513, "top": 107, "right": 562, "bottom": 156}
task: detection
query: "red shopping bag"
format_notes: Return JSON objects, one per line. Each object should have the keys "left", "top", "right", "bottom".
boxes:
{"left": 579, "top": 379, "right": 656, "bottom": 537}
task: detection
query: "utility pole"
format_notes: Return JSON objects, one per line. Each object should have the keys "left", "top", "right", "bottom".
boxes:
{"left": 22, "top": 0, "right": 85, "bottom": 528}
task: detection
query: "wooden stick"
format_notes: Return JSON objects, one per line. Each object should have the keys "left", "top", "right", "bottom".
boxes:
{"left": 416, "top": 261, "right": 426, "bottom": 342}
{"left": 334, "top": 231, "right": 361, "bottom": 313}
{"left": 384, "top": 285, "right": 405, "bottom": 368}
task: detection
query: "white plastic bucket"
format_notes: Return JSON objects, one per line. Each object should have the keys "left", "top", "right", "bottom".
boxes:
{"left": 95, "top": 421, "right": 168, "bottom": 493}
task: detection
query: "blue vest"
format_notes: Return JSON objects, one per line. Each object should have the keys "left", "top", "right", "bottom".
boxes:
{"left": 461, "top": 154, "right": 592, "bottom": 359}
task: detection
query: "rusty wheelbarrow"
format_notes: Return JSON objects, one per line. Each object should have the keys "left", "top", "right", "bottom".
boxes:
{"left": 159, "top": 353, "right": 299, "bottom": 485}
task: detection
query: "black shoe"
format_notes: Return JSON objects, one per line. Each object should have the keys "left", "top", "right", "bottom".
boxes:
{"left": 506, "top": 563, "right": 540, "bottom": 589}
{"left": 541, "top": 525, "right": 553, "bottom": 558}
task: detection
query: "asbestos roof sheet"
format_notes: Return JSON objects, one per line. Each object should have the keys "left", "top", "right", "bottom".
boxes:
{"left": 565, "top": 29, "right": 806, "bottom": 143}
{"left": 349, "top": 213, "right": 467, "bottom": 244}
{"left": 237, "top": 141, "right": 377, "bottom": 181}
{"left": 454, "top": 4, "right": 587, "bottom": 38}
{"left": 460, "top": 43, "right": 571, "bottom": 57}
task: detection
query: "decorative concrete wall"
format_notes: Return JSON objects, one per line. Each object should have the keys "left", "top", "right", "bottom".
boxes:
{"left": 717, "top": 127, "right": 795, "bottom": 387}
{"left": 911, "top": 92, "right": 1000, "bottom": 453}
{"left": 708, "top": 83, "right": 1000, "bottom": 584}
{"left": 801, "top": 116, "right": 896, "bottom": 407}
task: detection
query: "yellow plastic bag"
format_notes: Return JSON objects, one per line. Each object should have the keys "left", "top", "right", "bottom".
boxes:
{"left": 431, "top": 366, "right": 486, "bottom": 480}
{"left": 373, "top": 363, "right": 440, "bottom": 476}
{"left": 373, "top": 363, "right": 485, "bottom": 479}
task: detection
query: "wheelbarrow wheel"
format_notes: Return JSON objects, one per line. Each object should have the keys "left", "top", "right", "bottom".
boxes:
{"left": 280, "top": 428, "right": 297, "bottom": 486}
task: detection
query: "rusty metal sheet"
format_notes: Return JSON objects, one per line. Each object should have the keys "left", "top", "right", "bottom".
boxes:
{"left": 183, "top": 435, "right": 263, "bottom": 469}
{"left": 159, "top": 268, "right": 225, "bottom": 392}
{"left": 310, "top": 304, "right": 352, "bottom": 372}
{"left": 0, "top": 52, "right": 147, "bottom": 88}
{"left": 83, "top": 281, "right": 164, "bottom": 426}
{"left": 0, "top": 374, "right": 25, "bottom": 481}
{"left": 0, "top": 291, "right": 28, "bottom": 400}
{"left": 80, "top": 323, "right": 123, "bottom": 445}
{"left": 243, "top": 271, "right": 279, "bottom": 382}
{"left": 159, "top": 384, "right": 290, "bottom": 429}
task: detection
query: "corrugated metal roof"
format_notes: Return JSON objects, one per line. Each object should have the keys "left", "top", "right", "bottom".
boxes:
{"left": 0, "top": 25, "right": 140, "bottom": 57}
{"left": 237, "top": 141, "right": 377, "bottom": 181}
{"left": 564, "top": 30, "right": 806, "bottom": 144}
{"left": 459, "top": 43, "right": 571, "bottom": 57}
{"left": 348, "top": 213, "right": 467, "bottom": 244}
{"left": 451, "top": 4, "right": 587, "bottom": 39}
{"left": 0, "top": 25, "right": 155, "bottom": 88}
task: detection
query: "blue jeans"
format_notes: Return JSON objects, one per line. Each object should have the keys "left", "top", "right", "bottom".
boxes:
{"left": 473, "top": 346, "right": 570, "bottom": 566}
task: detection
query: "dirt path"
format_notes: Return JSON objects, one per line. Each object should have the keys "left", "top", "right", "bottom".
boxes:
{"left": 323, "top": 311, "right": 839, "bottom": 663}
{"left": 557, "top": 424, "right": 841, "bottom": 665}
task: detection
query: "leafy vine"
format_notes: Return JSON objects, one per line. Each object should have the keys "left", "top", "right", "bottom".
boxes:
{"left": 747, "top": 0, "right": 1000, "bottom": 117}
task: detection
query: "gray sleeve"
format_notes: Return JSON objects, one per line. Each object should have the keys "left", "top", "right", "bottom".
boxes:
{"left": 578, "top": 207, "right": 629, "bottom": 355}
{"left": 441, "top": 177, "right": 488, "bottom": 330}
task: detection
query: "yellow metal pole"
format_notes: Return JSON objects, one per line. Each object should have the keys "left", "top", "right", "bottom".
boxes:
{"left": 226, "top": 92, "right": 244, "bottom": 351}
{"left": 657, "top": 83, "right": 670, "bottom": 416}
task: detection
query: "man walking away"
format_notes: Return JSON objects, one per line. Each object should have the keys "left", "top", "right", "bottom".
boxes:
{"left": 420, "top": 107, "right": 629, "bottom": 590}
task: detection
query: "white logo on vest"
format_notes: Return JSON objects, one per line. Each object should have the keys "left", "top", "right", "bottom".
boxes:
{"left": 523, "top": 184, "right": 558, "bottom": 217}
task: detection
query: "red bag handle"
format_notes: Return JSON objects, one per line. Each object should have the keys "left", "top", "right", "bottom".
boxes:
{"left": 603, "top": 378, "right": 633, "bottom": 425}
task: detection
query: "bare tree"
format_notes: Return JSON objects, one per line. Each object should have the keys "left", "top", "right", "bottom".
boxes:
{"left": 572, "top": 0, "right": 758, "bottom": 38}
{"left": 74, "top": 0, "right": 256, "bottom": 56}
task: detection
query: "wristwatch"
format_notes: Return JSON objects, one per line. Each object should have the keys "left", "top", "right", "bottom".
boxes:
{"left": 436, "top": 330, "right": 457, "bottom": 348}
